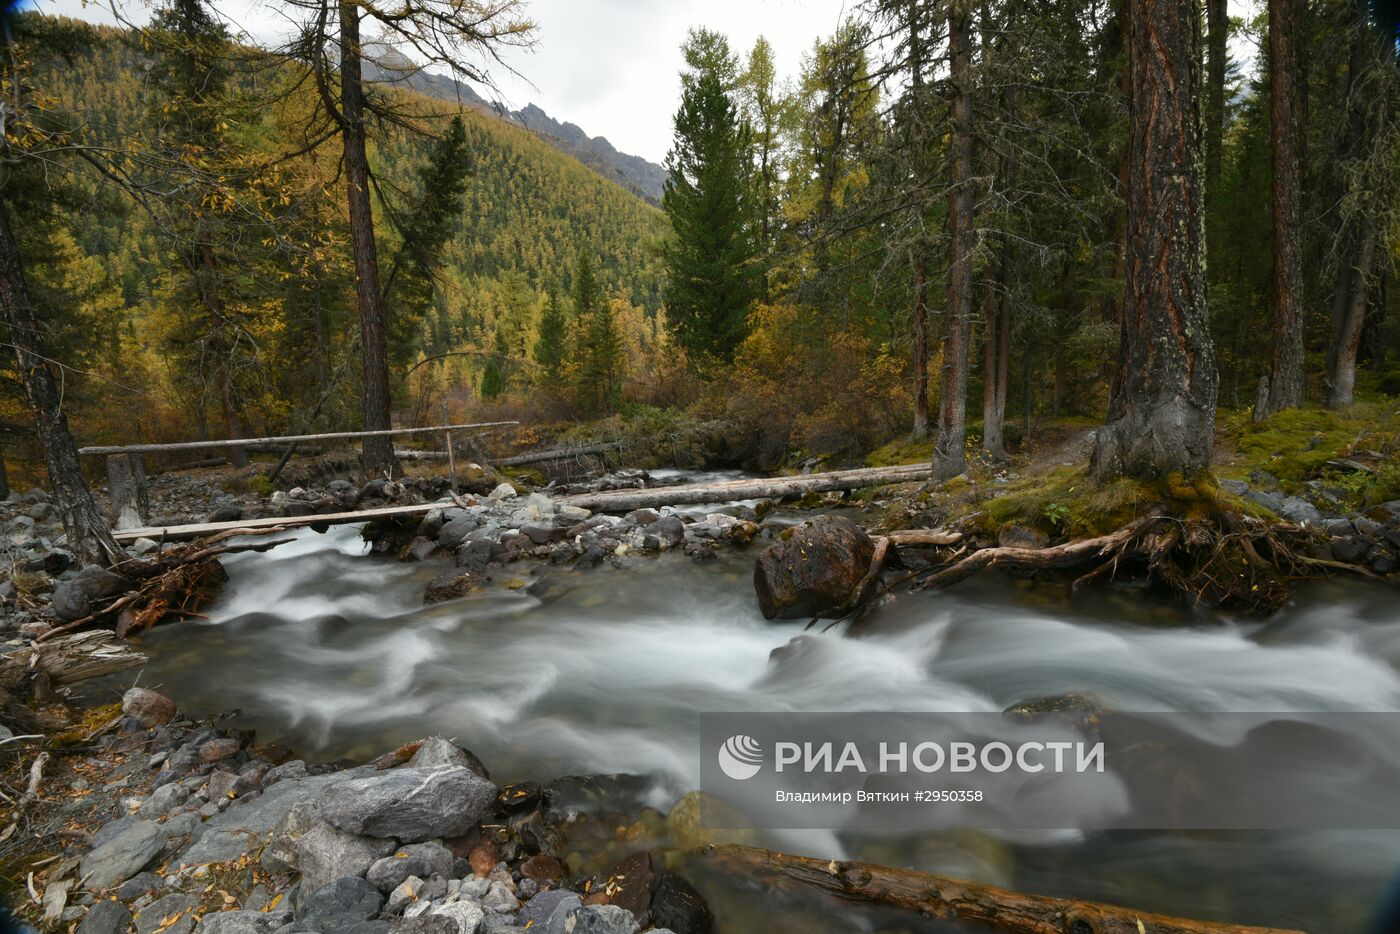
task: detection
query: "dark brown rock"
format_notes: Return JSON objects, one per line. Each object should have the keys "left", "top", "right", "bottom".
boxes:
{"left": 520, "top": 853, "right": 565, "bottom": 883}
{"left": 122, "top": 688, "right": 177, "bottom": 728}
{"left": 752, "top": 515, "right": 874, "bottom": 619}
{"left": 467, "top": 842, "right": 498, "bottom": 877}
{"left": 423, "top": 569, "right": 483, "bottom": 604}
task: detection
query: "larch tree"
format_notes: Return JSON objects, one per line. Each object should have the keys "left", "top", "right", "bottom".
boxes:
{"left": 739, "top": 36, "right": 783, "bottom": 302}
{"left": 933, "top": 0, "right": 975, "bottom": 482}
{"left": 1091, "top": 0, "right": 1218, "bottom": 479}
{"left": 1266, "top": 0, "right": 1306, "bottom": 412}
{"left": 273, "top": 0, "right": 533, "bottom": 475}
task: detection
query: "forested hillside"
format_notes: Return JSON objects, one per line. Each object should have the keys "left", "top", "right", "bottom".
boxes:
{"left": 0, "top": 17, "right": 665, "bottom": 468}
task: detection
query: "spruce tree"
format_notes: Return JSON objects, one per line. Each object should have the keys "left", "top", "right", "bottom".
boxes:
{"left": 662, "top": 32, "right": 760, "bottom": 363}
{"left": 533, "top": 291, "right": 569, "bottom": 386}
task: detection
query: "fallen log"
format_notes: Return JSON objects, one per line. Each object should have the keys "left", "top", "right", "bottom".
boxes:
{"left": 697, "top": 844, "right": 1304, "bottom": 934}
{"left": 564, "top": 464, "right": 930, "bottom": 512}
{"left": 0, "top": 632, "right": 146, "bottom": 688}
{"left": 77, "top": 421, "right": 519, "bottom": 456}
{"left": 495, "top": 441, "right": 625, "bottom": 467}
{"left": 915, "top": 514, "right": 1163, "bottom": 591}
{"left": 885, "top": 528, "right": 963, "bottom": 547}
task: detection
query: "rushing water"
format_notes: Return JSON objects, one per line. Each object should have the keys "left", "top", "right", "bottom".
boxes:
{"left": 102, "top": 506, "right": 1400, "bottom": 933}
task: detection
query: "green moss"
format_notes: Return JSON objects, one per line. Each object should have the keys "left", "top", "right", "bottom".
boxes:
{"left": 865, "top": 437, "right": 934, "bottom": 468}
{"left": 50, "top": 702, "right": 123, "bottom": 748}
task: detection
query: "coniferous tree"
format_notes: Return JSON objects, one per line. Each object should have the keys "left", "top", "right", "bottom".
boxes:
{"left": 533, "top": 291, "right": 569, "bottom": 386}
{"left": 662, "top": 29, "right": 760, "bottom": 363}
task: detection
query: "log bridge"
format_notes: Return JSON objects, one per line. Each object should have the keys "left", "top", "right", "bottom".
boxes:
{"left": 111, "top": 463, "right": 933, "bottom": 543}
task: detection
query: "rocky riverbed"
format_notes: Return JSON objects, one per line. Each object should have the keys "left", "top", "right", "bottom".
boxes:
{"left": 16, "top": 687, "right": 710, "bottom": 934}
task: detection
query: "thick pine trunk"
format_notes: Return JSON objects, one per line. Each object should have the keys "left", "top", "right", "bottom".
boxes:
{"left": 982, "top": 240, "right": 1010, "bottom": 461}
{"left": 1205, "top": 0, "right": 1227, "bottom": 193}
{"left": 1092, "top": 0, "right": 1218, "bottom": 480}
{"left": 199, "top": 238, "right": 249, "bottom": 468}
{"left": 910, "top": 251, "right": 930, "bottom": 440}
{"left": 933, "top": 0, "right": 974, "bottom": 482}
{"left": 1267, "top": 0, "right": 1306, "bottom": 412}
{"left": 0, "top": 200, "right": 123, "bottom": 566}
{"left": 1328, "top": 224, "right": 1376, "bottom": 408}
{"left": 339, "top": 1, "right": 398, "bottom": 478}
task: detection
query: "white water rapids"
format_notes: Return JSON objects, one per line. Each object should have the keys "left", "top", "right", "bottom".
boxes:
{"left": 108, "top": 506, "right": 1400, "bottom": 932}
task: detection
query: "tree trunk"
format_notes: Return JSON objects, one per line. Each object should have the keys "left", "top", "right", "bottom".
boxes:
{"left": 339, "top": 0, "right": 398, "bottom": 478}
{"left": 200, "top": 237, "right": 249, "bottom": 468}
{"left": 0, "top": 445, "right": 8, "bottom": 501}
{"left": 1092, "top": 0, "right": 1218, "bottom": 480}
{"left": 0, "top": 200, "right": 123, "bottom": 567}
{"left": 982, "top": 240, "right": 1010, "bottom": 461}
{"left": 1328, "top": 223, "right": 1376, "bottom": 408}
{"left": 933, "top": 0, "right": 974, "bottom": 482}
{"left": 910, "top": 251, "right": 930, "bottom": 440}
{"left": 1267, "top": 0, "right": 1306, "bottom": 413}
{"left": 1205, "top": 0, "right": 1227, "bottom": 194}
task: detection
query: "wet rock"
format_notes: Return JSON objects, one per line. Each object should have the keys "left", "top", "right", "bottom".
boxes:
{"left": 367, "top": 842, "right": 455, "bottom": 893}
{"left": 209, "top": 505, "right": 244, "bottom": 523}
{"left": 316, "top": 766, "right": 496, "bottom": 842}
{"left": 295, "top": 817, "right": 398, "bottom": 896}
{"left": 136, "top": 895, "right": 201, "bottom": 934}
{"left": 495, "top": 782, "right": 540, "bottom": 812}
{"left": 520, "top": 890, "right": 581, "bottom": 934}
{"left": 52, "top": 565, "right": 132, "bottom": 621}
{"left": 123, "top": 688, "right": 178, "bottom": 728}
{"left": 80, "top": 819, "right": 166, "bottom": 889}
{"left": 439, "top": 514, "right": 484, "bottom": 549}
{"left": 76, "top": 899, "right": 132, "bottom": 934}
{"left": 649, "top": 516, "right": 685, "bottom": 548}
{"left": 297, "top": 877, "right": 384, "bottom": 930}
{"left": 753, "top": 515, "right": 874, "bottom": 619}
{"left": 601, "top": 851, "right": 653, "bottom": 923}
{"left": 568, "top": 905, "right": 639, "bottom": 934}
{"left": 1331, "top": 536, "right": 1371, "bottom": 563}
{"left": 424, "top": 569, "right": 484, "bottom": 604}
{"left": 519, "top": 854, "right": 564, "bottom": 883}
{"left": 455, "top": 540, "right": 495, "bottom": 573}
{"left": 521, "top": 525, "right": 561, "bottom": 546}
{"left": 649, "top": 874, "right": 712, "bottom": 934}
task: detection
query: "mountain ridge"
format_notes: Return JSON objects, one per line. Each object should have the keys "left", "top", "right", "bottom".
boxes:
{"left": 364, "top": 46, "right": 667, "bottom": 205}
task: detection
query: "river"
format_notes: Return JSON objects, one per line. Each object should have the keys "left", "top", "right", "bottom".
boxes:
{"left": 107, "top": 499, "right": 1400, "bottom": 933}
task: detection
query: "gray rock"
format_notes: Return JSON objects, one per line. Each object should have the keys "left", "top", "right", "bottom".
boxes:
{"left": 430, "top": 901, "right": 483, "bottom": 934}
{"left": 316, "top": 767, "right": 495, "bottom": 842}
{"left": 438, "top": 514, "right": 484, "bottom": 549}
{"left": 80, "top": 819, "right": 166, "bottom": 889}
{"left": 388, "top": 918, "right": 458, "bottom": 934}
{"left": 136, "top": 894, "right": 200, "bottom": 934}
{"left": 265, "top": 760, "right": 309, "bottom": 786}
{"left": 519, "top": 891, "right": 581, "bottom": 934}
{"left": 296, "top": 818, "right": 397, "bottom": 897}
{"left": 142, "top": 782, "right": 191, "bottom": 817}
{"left": 366, "top": 842, "right": 454, "bottom": 893}
{"left": 486, "top": 483, "right": 517, "bottom": 501}
{"left": 479, "top": 881, "right": 517, "bottom": 914}
{"left": 624, "top": 509, "right": 660, "bottom": 527}
{"left": 90, "top": 815, "right": 143, "bottom": 849}
{"left": 1331, "top": 536, "right": 1371, "bottom": 563}
{"left": 52, "top": 565, "right": 132, "bottom": 621}
{"left": 76, "top": 899, "right": 133, "bottom": 934}
{"left": 566, "top": 905, "right": 639, "bottom": 934}
{"left": 193, "top": 910, "right": 268, "bottom": 934}
{"left": 117, "top": 872, "right": 163, "bottom": 900}
{"left": 1245, "top": 490, "right": 1286, "bottom": 515}
{"left": 650, "top": 516, "right": 685, "bottom": 548}
{"left": 1218, "top": 479, "right": 1249, "bottom": 496}
{"left": 454, "top": 540, "right": 495, "bottom": 573}
{"left": 385, "top": 875, "right": 426, "bottom": 914}
{"left": 297, "top": 877, "right": 384, "bottom": 930}
{"left": 407, "top": 738, "right": 488, "bottom": 779}
{"left": 1275, "top": 496, "right": 1323, "bottom": 524}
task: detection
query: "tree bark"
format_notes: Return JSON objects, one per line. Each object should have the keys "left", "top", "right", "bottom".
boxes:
{"left": 1205, "top": 0, "right": 1228, "bottom": 194}
{"left": 0, "top": 200, "right": 123, "bottom": 567}
{"left": 199, "top": 236, "right": 249, "bottom": 468}
{"left": 1091, "top": 0, "right": 1218, "bottom": 480}
{"left": 0, "top": 445, "right": 8, "bottom": 501}
{"left": 933, "top": 0, "right": 974, "bottom": 482}
{"left": 339, "top": 0, "right": 398, "bottom": 478}
{"left": 910, "top": 251, "right": 930, "bottom": 440}
{"left": 1267, "top": 0, "right": 1306, "bottom": 412}
{"left": 1328, "top": 223, "right": 1376, "bottom": 408}
{"left": 982, "top": 240, "right": 1010, "bottom": 461}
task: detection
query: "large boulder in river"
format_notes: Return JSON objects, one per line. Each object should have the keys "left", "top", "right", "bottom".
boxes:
{"left": 753, "top": 515, "right": 874, "bottom": 619}
{"left": 315, "top": 765, "right": 496, "bottom": 841}
{"left": 52, "top": 565, "right": 132, "bottom": 621}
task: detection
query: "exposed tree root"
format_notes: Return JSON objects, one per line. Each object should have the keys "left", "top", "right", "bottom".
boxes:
{"left": 697, "top": 844, "right": 1303, "bottom": 934}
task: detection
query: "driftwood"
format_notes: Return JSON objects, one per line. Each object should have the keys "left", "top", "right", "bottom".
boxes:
{"left": 565, "top": 464, "right": 931, "bottom": 512}
{"left": 0, "top": 752, "right": 49, "bottom": 845}
{"left": 915, "top": 514, "right": 1163, "bottom": 591}
{"left": 698, "top": 844, "right": 1304, "bottom": 934}
{"left": 885, "top": 528, "right": 963, "bottom": 547}
{"left": 0, "top": 632, "right": 146, "bottom": 687}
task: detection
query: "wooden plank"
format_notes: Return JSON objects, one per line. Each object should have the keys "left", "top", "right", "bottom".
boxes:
{"left": 112, "top": 463, "right": 932, "bottom": 543}
{"left": 79, "top": 421, "right": 519, "bottom": 456}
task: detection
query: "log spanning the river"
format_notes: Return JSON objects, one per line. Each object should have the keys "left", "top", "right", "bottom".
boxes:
{"left": 77, "top": 421, "right": 519, "bottom": 456}
{"left": 110, "top": 463, "right": 933, "bottom": 542}
{"left": 563, "top": 463, "right": 931, "bottom": 512}
{"left": 697, "top": 845, "right": 1305, "bottom": 934}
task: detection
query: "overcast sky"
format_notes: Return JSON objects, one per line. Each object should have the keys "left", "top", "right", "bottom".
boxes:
{"left": 36, "top": 0, "right": 1259, "bottom": 166}
{"left": 37, "top": 0, "right": 855, "bottom": 164}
